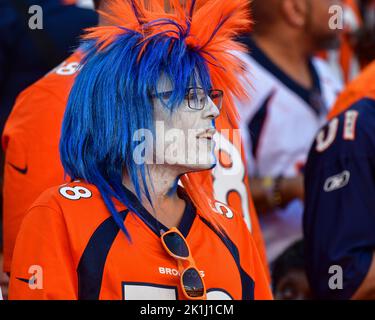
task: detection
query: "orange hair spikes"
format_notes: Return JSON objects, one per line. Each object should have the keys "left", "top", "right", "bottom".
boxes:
{"left": 83, "top": 0, "right": 252, "bottom": 123}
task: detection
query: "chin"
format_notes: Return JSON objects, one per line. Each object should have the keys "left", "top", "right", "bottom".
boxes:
{"left": 193, "top": 162, "right": 217, "bottom": 171}
{"left": 181, "top": 154, "right": 217, "bottom": 172}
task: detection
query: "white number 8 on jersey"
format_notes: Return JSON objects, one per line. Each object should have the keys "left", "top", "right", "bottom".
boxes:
{"left": 59, "top": 186, "right": 92, "bottom": 200}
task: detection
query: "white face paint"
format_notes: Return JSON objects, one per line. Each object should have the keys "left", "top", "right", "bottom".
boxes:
{"left": 152, "top": 74, "right": 220, "bottom": 172}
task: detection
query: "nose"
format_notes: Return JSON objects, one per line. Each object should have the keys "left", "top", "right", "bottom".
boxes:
{"left": 203, "top": 96, "right": 220, "bottom": 120}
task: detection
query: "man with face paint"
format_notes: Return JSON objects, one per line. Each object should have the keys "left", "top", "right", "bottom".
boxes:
{"left": 2, "top": 0, "right": 269, "bottom": 281}
{"left": 237, "top": 0, "right": 343, "bottom": 265}
{"left": 8, "top": 0, "right": 272, "bottom": 300}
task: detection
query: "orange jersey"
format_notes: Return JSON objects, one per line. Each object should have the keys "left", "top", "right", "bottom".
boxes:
{"left": 2, "top": 51, "right": 268, "bottom": 277}
{"left": 328, "top": 60, "right": 375, "bottom": 120}
{"left": 2, "top": 51, "right": 82, "bottom": 272}
{"left": 9, "top": 181, "right": 272, "bottom": 300}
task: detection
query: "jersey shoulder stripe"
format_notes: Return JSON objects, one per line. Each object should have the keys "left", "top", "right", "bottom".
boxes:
{"left": 328, "top": 61, "right": 375, "bottom": 119}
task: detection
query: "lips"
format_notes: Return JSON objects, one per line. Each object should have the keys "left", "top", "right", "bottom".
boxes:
{"left": 196, "top": 128, "right": 216, "bottom": 140}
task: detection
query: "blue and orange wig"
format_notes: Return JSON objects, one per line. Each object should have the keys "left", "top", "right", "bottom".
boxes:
{"left": 60, "top": 0, "right": 251, "bottom": 237}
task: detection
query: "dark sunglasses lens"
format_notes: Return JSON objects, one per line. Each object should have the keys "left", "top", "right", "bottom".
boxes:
{"left": 163, "top": 232, "right": 189, "bottom": 258}
{"left": 182, "top": 268, "right": 205, "bottom": 298}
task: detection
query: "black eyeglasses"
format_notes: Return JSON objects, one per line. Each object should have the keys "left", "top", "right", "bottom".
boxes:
{"left": 161, "top": 227, "right": 206, "bottom": 300}
{"left": 151, "top": 87, "right": 224, "bottom": 111}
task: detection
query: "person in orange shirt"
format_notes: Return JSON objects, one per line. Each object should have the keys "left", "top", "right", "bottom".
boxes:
{"left": 8, "top": 0, "right": 272, "bottom": 300}
{"left": 2, "top": 52, "right": 81, "bottom": 274}
{"left": 2, "top": 0, "right": 269, "bottom": 278}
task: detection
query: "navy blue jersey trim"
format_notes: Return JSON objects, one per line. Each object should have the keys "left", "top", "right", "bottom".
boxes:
{"left": 176, "top": 187, "right": 197, "bottom": 238}
{"left": 121, "top": 186, "right": 167, "bottom": 236}
{"left": 248, "top": 90, "right": 274, "bottom": 158}
{"left": 121, "top": 185, "right": 197, "bottom": 238}
{"left": 240, "top": 36, "right": 325, "bottom": 116}
{"left": 77, "top": 209, "right": 129, "bottom": 300}
{"left": 199, "top": 216, "right": 255, "bottom": 300}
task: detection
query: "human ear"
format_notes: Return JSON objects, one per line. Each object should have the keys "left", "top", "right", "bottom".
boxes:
{"left": 281, "top": 0, "right": 309, "bottom": 28}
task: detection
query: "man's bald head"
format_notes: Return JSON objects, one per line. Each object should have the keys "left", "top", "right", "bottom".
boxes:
{"left": 250, "top": 0, "right": 342, "bottom": 50}
{"left": 251, "top": 0, "right": 308, "bottom": 34}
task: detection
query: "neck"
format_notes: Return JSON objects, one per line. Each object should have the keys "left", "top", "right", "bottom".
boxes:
{"left": 122, "top": 165, "right": 187, "bottom": 229}
{"left": 252, "top": 31, "right": 314, "bottom": 88}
